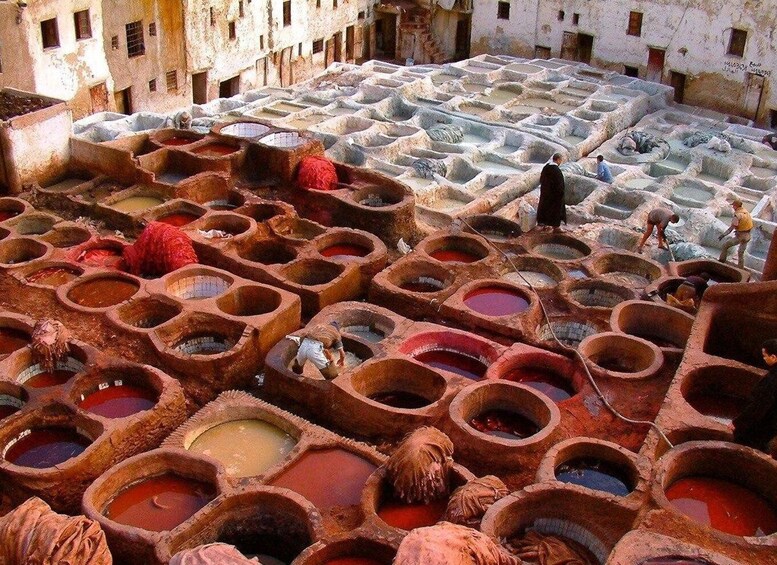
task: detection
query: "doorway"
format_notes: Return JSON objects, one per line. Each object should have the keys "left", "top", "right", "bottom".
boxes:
{"left": 346, "top": 25, "right": 354, "bottom": 61}
{"left": 219, "top": 76, "right": 240, "bottom": 98}
{"left": 192, "top": 72, "right": 208, "bottom": 104}
{"left": 646, "top": 48, "right": 665, "bottom": 83}
{"left": 743, "top": 72, "right": 765, "bottom": 121}
{"left": 455, "top": 17, "right": 470, "bottom": 60}
{"left": 333, "top": 31, "right": 343, "bottom": 62}
{"left": 114, "top": 87, "right": 132, "bottom": 115}
{"left": 375, "top": 14, "right": 397, "bottom": 59}
{"left": 670, "top": 71, "right": 686, "bottom": 103}
{"left": 577, "top": 33, "right": 593, "bottom": 64}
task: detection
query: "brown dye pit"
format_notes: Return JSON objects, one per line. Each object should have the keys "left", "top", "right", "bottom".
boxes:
{"left": 414, "top": 349, "right": 487, "bottom": 380}
{"left": 502, "top": 367, "right": 574, "bottom": 402}
{"left": 76, "top": 247, "right": 123, "bottom": 268}
{"left": 68, "top": 278, "right": 139, "bottom": 308}
{"left": 4, "top": 427, "right": 90, "bottom": 468}
{"left": 24, "top": 369, "right": 76, "bottom": 388}
{"left": 193, "top": 143, "right": 239, "bottom": 157}
{"left": 555, "top": 457, "right": 632, "bottom": 496}
{"left": 368, "top": 391, "right": 431, "bottom": 409}
{"left": 589, "top": 353, "right": 640, "bottom": 373}
{"left": 685, "top": 392, "right": 747, "bottom": 423}
{"left": 268, "top": 449, "right": 376, "bottom": 510}
{"left": 463, "top": 287, "right": 530, "bottom": 316}
{"left": 78, "top": 383, "right": 157, "bottom": 418}
{"left": 400, "top": 279, "right": 445, "bottom": 293}
{"left": 157, "top": 212, "right": 200, "bottom": 227}
{"left": 377, "top": 493, "right": 448, "bottom": 530}
{"left": 320, "top": 244, "right": 370, "bottom": 259}
{"left": 161, "top": 137, "right": 195, "bottom": 146}
{"left": 665, "top": 476, "right": 777, "bottom": 536}
{"left": 0, "top": 210, "right": 20, "bottom": 222}
{"left": 26, "top": 266, "right": 80, "bottom": 286}
{"left": 429, "top": 249, "right": 481, "bottom": 263}
{"left": 469, "top": 409, "right": 540, "bottom": 439}
{"left": 0, "top": 328, "right": 30, "bottom": 355}
{"left": 104, "top": 474, "right": 216, "bottom": 531}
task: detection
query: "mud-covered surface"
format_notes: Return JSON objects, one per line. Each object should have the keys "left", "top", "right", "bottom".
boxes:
{"left": 0, "top": 91, "right": 56, "bottom": 121}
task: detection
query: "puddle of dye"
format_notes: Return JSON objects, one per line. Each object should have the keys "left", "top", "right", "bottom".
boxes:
{"left": 324, "top": 558, "right": 387, "bottom": 565}
{"left": 378, "top": 495, "right": 448, "bottom": 530}
{"left": 268, "top": 449, "right": 376, "bottom": 510}
{"left": 162, "top": 137, "right": 195, "bottom": 146}
{"left": 157, "top": 212, "right": 199, "bottom": 227}
{"left": 469, "top": 409, "right": 539, "bottom": 439}
{"left": 5, "top": 427, "right": 90, "bottom": 468}
{"left": 68, "top": 278, "right": 139, "bottom": 308}
{"left": 639, "top": 558, "right": 713, "bottom": 565}
{"left": 400, "top": 280, "right": 444, "bottom": 293}
{"left": 78, "top": 384, "right": 157, "bottom": 418}
{"left": 105, "top": 474, "right": 215, "bottom": 531}
{"left": 414, "top": 349, "right": 487, "bottom": 380}
{"left": 429, "top": 249, "right": 480, "bottom": 263}
{"left": 193, "top": 144, "right": 238, "bottom": 157}
{"left": 665, "top": 476, "right": 777, "bottom": 536}
{"left": 368, "top": 391, "right": 431, "bottom": 409}
{"left": 685, "top": 392, "right": 747, "bottom": 423}
{"left": 24, "top": 369, "right": 76, "bottom": 388}
{"left": 320, "top": 244, "right": 370, "bottom": 259}
{"left": 111, "top": 196, "right": 165, "bottom": 213}
{"left": 0, "top": 328, "right": 29, "bottom": 355}
{"left": 188, "top": 419, "right": 296, "bottom": 478}
{"left": 464, "top": 287, "right": 529, "bottom": 316}
{"left": 555, "top": 457, "right": 632, "bottom": 496}
{"left": 502, "top": 367, "right": 574, "bottom": 402}
{"left": 26, "top": 266, "right": 80, "bottom": 286}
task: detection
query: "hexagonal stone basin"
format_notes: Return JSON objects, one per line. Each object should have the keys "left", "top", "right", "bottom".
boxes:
{"left": 463, "top": 287, "right": 530, "bottom": 316}
{"left": 555, "top": 457, "right": 632, "bottom": 496}
{"left": 5, "top": 427, "right": 90, "bottom": 468}
{"left": 469, "top": 409, "right": 540, "bottom": 439}
{"left": 665, "top": 477, "right": 777, "bottom": 536}
{"left": 78, "top": 383, "right": 157, "bottom": 419}
{"left": 104, "top": 474, "right": 216, "bottom": 531}
{"left": 187, "top": 419, "right": 296, "bottom": 478}
{"left": 320, "top": 244, "right": 370, "bottom": 259}
{"left": 502, "top": 367, "right": 574, "bottom": 402}
{"left": 413, "top": 349, "right": 487, "bottom": 380}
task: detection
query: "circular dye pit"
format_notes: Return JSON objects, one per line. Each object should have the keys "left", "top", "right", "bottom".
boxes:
{"left": 378, "top": 494, "right": 448, "bottom": 530}
{"left": 463, "top": 287, "right": 530, "bottom": 317}
{"left": 555, "top": 457, "right": 633, "bottom": 496}
{"left": 187, "top": 419, "right": 296, "bottom": 478}
{"left": 685, "top": 391, "right": 747, "bottom": 424}
{"left": 639, "top": 559, "right": 713, "bottom": 565}
{"left": 665, "top": 476, "right": 777, "bottom": 536}
{"left": 0, "top": 328, "right": 30, "bottom": 355}
{"left": 502, "top": 367, "right": 574, "bottom": 403}
{"left": 0, "top": 209, "right": 20, "bottom": 222}
{"left": 174, "top": 334, "right": 235, "bottom": 356}
{"left": 532, "top": 243, "right": 586, "bottom": 261}
{"left": 368, "top": 391, "right": 431, "bottom": 409}
{"left": 104, "top": 474, "right": 216, "bottom": 532}
{"left": 0, "top": 396, "right": 24, "bottom": 420}
{"left": 469, "top": 409, "right": 539, "bottom": 439}
{"left": 68, "top": 278, "right": 139, "bottom": 308}
{"left": 429, "top": 249, "right": 481, "bottom": 263}
{"left": 75, "top": 246, "right": 123, "bottom": 268}
{"left": 161, "top": 136, "right": 196, "bottom": 146}
{"left": 23, "top": 368, "right": 76, "bottom": 388}
{"left": 588, "top": 353, "right": 642, "bottom": 373}
{"left": 400, "top": 278, "right": 445, "bottom": 293}
{"left": 26, "top": 266, "right": 80, "bottom": 286}
{"left": 193, "top": 143, "right": 239, "bottom": 157}
{"left": 320, "top": 244, "right": 370, "bottom": 259}
{"left": 506, "top": 270, "right": 558, "bottom": 288}
{"left": 78, "top": 383, "right": 157, "bottom": 418}
{"left": 603, "top": 271, "right": 651, "bottom": 287}
{"left": 157, "top": 212, "right": 200, "bottom": 227}
{"left": 111, "top": 196, "right": 165, "bottom": 213}
{"left": 413, "top": 349, "right": 487, "bottom": 380}
{"left": 4, "top": 427, "right": 90, "bottom": 468}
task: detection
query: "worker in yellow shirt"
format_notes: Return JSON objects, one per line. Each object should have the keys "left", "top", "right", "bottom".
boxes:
{"left": 718, "top": 200, "right": 753, "bottom": 269}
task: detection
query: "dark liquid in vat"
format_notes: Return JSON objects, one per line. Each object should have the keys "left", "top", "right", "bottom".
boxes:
{"left": 0, "top": 328, "right": 29, "bottom": 355}
{"left": 429, "top": 249, "right": 480, "bottom": 263}
{"left": 470, "top": 409, "right": 539, "bottom": 439}
{"left": 555, "top": 457, "right": 632, "bottom": 496}
{"left": 414, "top": 349, "right": 487, "bottom": 380}
{"left": 463, "top": 287, "right": 529, "bottom": 316}
{"left": 320, "top": 244, "right": 370, "bottom": 259}
{"left": 157, "top": 213, "right": 199, "bottom": 227}
{"left": 5, "top": 427, "right": 90, "bottom": 468}
{"left": 79, "top": 384, "right": 157, "bottom": 418}
{"left": 368, "top": 391, "right": 430, "bottom": 409}
{"left": 502, "top": 367, "right": 574, "bottom": 402}
{"left": 68, "top": 278, "right": 138, "bottom": 308}
{"left": 378, "top": 495, "right": 448, "bottom": 530}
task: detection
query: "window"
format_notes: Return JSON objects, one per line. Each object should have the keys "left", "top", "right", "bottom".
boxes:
{"left": 228, "top": 21, "right": 236, "bottom": 40}
{"left": 148, "top": 22, "right": 156, "bottom": 36}
{"left": 313, "top": 38, "right": 324, "bottom": 53}
{"left": 771, "top": 109, "right": 777, "bottom": 129}
{"left": 74, "top": 10, "right": 92, "bottom": 40}
{"left": 298, "top": 42, "right": 302, "bottom": 56}
{"left": 111, "top": 35, "right": 119, "bottom": 49}
{"left": 497, "top": 1, "right": 510, "bottom": 20}
{"left": 534, "top": 45, "right": 551, "bottom": 59}
{"left": 558, "top": 10, "right": 565, "bottom": 21}
{"left": 333, "top": 0, "right": 338, "bottom": 7}
{"left": 239, "top": 1, "right": 244, "bottom": 17}
{"left": 210, "top": 7, "right": 215, "bottom": 26}
{"left": 317, "top": 0, "right": 321, "bottom": 7}
{"left": 572, "top": 13, "right": 579, "bottom": 26}
{"left": 166, "top": 70, "right": 178, "bottom": 92}
{"left": 40, "top": 18, "right": 60, "bottom": 49}
{"left": 260, "top": 34, "right": 264, "bottom": 49}
{"left": 627, "top": 11, "right": 642, "bottom": 36}
{"left": 149, "top": 79, "right": 157, "bottom": 92}
{"left": 624, "top": 65, "right": 638, "bottom": 77}
{"left": 283, "top": 1, "right": 291, "bottom": 26}
{"left": 728, "top": 28, "right": 747, "bottom": 57}
{"left": 358, "top": 11, "right": 365, "bottom": 19}
{"left": 125, "top": 21, "right": 145, "bottom": 57}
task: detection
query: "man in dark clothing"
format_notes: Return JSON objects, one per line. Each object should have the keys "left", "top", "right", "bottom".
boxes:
{"left": 536, "top": 153, "right": 566, "bottom": 231}
{"left": 733, "top": 338, "right": 777, "bottom": 459}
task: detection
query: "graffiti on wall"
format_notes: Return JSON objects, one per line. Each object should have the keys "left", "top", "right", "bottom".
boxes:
{"left": 723, "top": 60, "right": 772, "bottom": 78}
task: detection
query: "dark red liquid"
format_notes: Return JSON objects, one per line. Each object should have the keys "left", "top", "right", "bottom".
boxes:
{"left": 5, "top": 427, "right": 90, "bottom": 468}
{"left": 325, "top": 559, "right": 388, "bottom": 565}
{"left": 26, "top": 266, "right": 80, "bottom": 286}
{"left": 162, "top": 137, "right": 195, "bottom": 146}
{"left": 414, "top": 349, "right": 487, "bottom": 380}
{"left": 0, "top": 210, "right": 20, "bottom": 222}
{"left": 78, "top": 384, "right": 157, "bottom": 418}
{"left": 0, "top": 403, "right": 22, "bottom": 420}
{"left": 193, "top": 143, "right": 238, "bottom": 156}
{"left": 463, "top": 287, "right": 529, "bottom": 316}
{"left": 68, "top": 278, "right": 139, "bottom": 308}
{"left": 555, "top": 457, "right": 632, "bottom": 496}
{"left": 368, "top": 391, "right": 430, "bottom": 409}
{"left": 0, "top": 328, "right": 30, "bottom": 355}
{"left": 665, "top": 476, "right": 777, "bottom": 536}
{"left": 400, "top": 280, "right": 444, "bottom": 293}
{"left": 429, "top": 249, "right": 480, "bottom": 263}
{"left": 25, "top": 369, "right": 75, "bottom": 388}
{"left": 470, "top": 409, "right": 539, "bottom": 439}
{"left": 502, "top": 367, "right": 574, "bottom": 403}
{"left": 157, "top": 213, "right": 199, "bottom": 227}
{"left": 320, "top": 244, "right": 370, "bottom": 259}
{"left": 105, "top": 474, "right": 215, "bottom": 531}
{"left": 640, "top": 558, "right": 712, "bottom": 565}
{"left": 77, "top": 247, "right": 123, "bottom": 268}
{"left": 378, "top": 496, "right": 448, "bottom": 530}
{"left": 686, "top": 393, "right": 747, "bottom": 422}
{"left": 269, "top": 449, "right": 376, "bottom": 510}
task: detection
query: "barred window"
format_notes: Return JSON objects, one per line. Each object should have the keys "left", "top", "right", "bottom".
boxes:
{"left": 728, "top": 29, "right": 747, "bottom": 57}
{"left": 313, "top": 39, "right": 324, "bottom": 53}
{"left": 229, "top": 21, "right": 236, "bottom": 40}
{"left": 627, "top": 12, "right": 642, "bottom": 37}
{"left": 283, "top": 1, "right": 291, "bottom": 26}
{"left": 166, "top": 70, "right": 178, "bottom": 92}
{"left": 148, "top": 22, "right": 156, "bottom": 37}
{"left": 74, "top": 10, "right": 92, "bottom": 40}
{"left": 149, "top": 79, "right": 157, "bottom": 92}
{"left": 111, "top": 35, "right": 119, "bottom": 49}
{"left": 126, "top": 21, "right": 145, "bottom": 57}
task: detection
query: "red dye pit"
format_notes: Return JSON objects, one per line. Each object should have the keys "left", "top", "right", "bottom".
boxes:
{"left": 157, "top": 213, "right": 200, "bottom": 227}
{"left": 414, "top": 349, "right": 487, "bottom": 380}
{"left": 76, "top": 247, "right": 123, "bottom": 268}
{"left": 469, "top": 409, "right": 539, "bottom": 439}
{"left": 400, "top": 280, "right": 444, "bottom": 293}
{"left": 463, "top": 287, "right": 530, "bottom": 316}
{"left": 685, "top": 392, "right": 747, "bottom": 423}
{"left": 502, "top": 367, "right": 574, "bottom": 403}
{"left": 665, "top": 476, "right": 777, "bottom": 536}
{"left": 105, "top": 474, "right": 216, "bottom": 531}
{"left": 0, "top": 210, "right": 20, "bottom": 222}
{"left": 368, "top": 391, "right": 431, "bottom": 409}
{"left": 324, "top": 559, "right": 388, "bottom": 565}
{"left": 193, "top": 143, "right": 238, "bottom": 157}
{"left": 269, "top": 449, "right": 376, "bottom": 510}
{"left": 320, "top": 244, "right": 370, "bottom": 259}
{"left": 429, "top": 249, "right": 480, "bottom": 263}
{"left": 26, "top": 266, "right": 80, "bottom": 286}
{"left": 78, "top": 384, "right": 157, "bottom": 418}
{"left": 24, "top": 369, "right": 76, "bottom": 388}
{"left": 377, "top": 495, "right": 447, "bottom": 530}
{"left": 0, "top": 328, "right": 30, "bottom": 355}
{"left": 161, "top": 137, "right": 195, "bottom": 146}
{"left": 5, "top": 427, "right": 90, "bottom": 468}
{"left": 68, "top": 278, "right": 139, "bottom": 308}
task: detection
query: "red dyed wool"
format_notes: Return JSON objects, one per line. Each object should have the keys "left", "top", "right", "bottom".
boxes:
{"left": 296, "top": 155, "right": 338, "bottom": 191}
{"left": 123, "top": 222, "right": 197, "bottom": 277}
